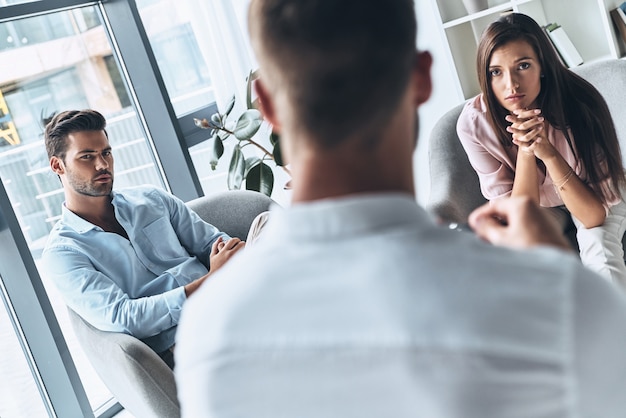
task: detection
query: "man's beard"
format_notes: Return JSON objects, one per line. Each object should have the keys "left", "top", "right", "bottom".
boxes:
{"left": 66, "top": 169, "right": 113, "bottom": 197}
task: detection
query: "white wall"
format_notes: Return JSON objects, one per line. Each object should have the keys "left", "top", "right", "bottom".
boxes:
{"left": 414, "top": 0, "right": 465, "bottom": 205}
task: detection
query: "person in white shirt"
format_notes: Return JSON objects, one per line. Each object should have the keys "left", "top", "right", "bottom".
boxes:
{"left": 174, "top": 0, "right": 626, "bottom": 417}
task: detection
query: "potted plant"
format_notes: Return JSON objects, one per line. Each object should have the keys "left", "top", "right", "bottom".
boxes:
{"left": 194, "top": 70, "right": 289, "bottom": 197}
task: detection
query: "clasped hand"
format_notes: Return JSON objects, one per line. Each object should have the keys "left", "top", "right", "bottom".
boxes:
{"left": 210, "top": 236, "right": 246, "bottom": 271}
{"left": 505, "top": 108, "right": 556, "bottom": 161}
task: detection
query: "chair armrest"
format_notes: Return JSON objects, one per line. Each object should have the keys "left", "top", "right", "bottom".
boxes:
{"left": 67, "top": 308, "right": 180, "bottom": 418}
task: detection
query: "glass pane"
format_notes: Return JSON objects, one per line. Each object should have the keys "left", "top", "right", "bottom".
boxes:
{"left": 0, "top": 5, "right": 166, "bottom": 413}
{"left": 0, "top": 282, "right": 48, "bottom": 417}
{"left": 0, "top": 0, "right": 38, "bottom": 6}
{"left": 136, "top": 0, "right": 226, "bottom": 197}
{"left": 137, "top": 0, "right": 215, "bottom": 116}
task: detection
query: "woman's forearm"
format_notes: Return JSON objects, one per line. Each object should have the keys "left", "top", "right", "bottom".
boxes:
{"left": 543, "top": 154, "right": 606, "bottom": 228}
{"left": 512, "top": 151, "right": 540, "bottom": 204}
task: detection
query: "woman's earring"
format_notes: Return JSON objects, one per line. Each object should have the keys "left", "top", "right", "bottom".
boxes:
{"left": 540, "top": 73, "right": 545, "bottom": 78}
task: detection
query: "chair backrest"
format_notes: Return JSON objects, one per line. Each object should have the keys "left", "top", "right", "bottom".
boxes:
{"left": 426, "top": 102, "right": 484, "bottom": 224}
{"left": 67, "top": 189, "right": 275, "bottom": 417}
{"left": 426, "top": 59, "right": 626, "bottom": 224}
{"left": 187, "top": 189, "right": 275, "bottom": 239}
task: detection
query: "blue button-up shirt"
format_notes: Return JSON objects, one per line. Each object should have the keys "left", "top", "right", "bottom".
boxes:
{"left": 42, "top": 185, "right": 228, "bottom": 353}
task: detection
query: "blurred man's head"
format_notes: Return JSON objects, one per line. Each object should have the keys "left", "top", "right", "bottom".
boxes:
{"left": 248, "top": 0, "right": 419, "bottom": 149}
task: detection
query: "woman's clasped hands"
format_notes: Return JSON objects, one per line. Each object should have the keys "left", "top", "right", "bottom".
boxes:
{"left": 505, "top": 108, "right": 556, "bottom": 161}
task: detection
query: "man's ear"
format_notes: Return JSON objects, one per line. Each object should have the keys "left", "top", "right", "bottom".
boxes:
{"left": 50, "top": 156, "right": 65, "bottom": 176}
{"left": 254, "top": 78, "right": 281, "bottom": 133}
{"left": 412, "top": 50, "right": 433, "bottom": 106}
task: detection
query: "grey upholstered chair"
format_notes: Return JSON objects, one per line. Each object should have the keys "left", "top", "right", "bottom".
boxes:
{"left": 426, "top": 58, "right": 626, "bottom": 251}
{"left": 68, "top": 189, "right": 275, "bottom": 418}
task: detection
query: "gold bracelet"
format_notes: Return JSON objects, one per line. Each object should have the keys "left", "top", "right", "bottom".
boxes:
{"left": 554, "top": 169, "right": 575, "bottom": 191}
{"left": 553, "top": 168, "right": 573, "bottom": 185}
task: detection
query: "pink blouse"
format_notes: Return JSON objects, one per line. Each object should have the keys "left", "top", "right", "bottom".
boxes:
{"left": 456, "top": 95, "right": 617, "bottom": 208}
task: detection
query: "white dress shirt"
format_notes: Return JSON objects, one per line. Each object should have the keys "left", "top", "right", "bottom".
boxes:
{"left": 176, "top": 193, "right": 626, "bottom": 418}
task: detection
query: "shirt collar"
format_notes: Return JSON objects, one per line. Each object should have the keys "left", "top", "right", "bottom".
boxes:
{"left": 60, "top": 204, "right": 99, "bottom": 234}
{"left": 266, "top": 192, "right": 433, "bottom": 241}
{"left": 60, "top": 190, "right": 120, "bottom": 234}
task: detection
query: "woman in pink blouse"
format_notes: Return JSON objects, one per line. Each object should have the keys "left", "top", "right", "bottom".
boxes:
{"left": 457, "top": 13, "right": 626, "bottom": 286}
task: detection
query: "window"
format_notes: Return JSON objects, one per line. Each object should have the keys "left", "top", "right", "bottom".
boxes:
{"left": 0, "top": 0, "right": 258, "bottom": 415}
{"left": 0, "top": 2, "right": 177, "bottom": 416}
{"left": 0, "top": 285, "right": 49, "bottom": 417}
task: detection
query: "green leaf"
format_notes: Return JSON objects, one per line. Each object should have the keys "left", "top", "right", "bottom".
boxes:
{"left": 224, "top": 94, "right": 236, "bottom": 117}
{"left": 272, "top": 138, "right": 284, "bottom": 167}
{"left": 234, "top": 109, "right": 263, "bottom": 140}
{"left": 210, "top": 113, "right": 222, "bottom": 128}
{"left": 227, "top": 144, "right": 245, "bottom": 190}
{"left": 246, "top": 69, "right": 255, "bottom": 109}
{"left": 208, "top": 134, "right": 224, "bottom": 170}
{"left": 244, "top": 156, "right": 262, "bottom": 177}
{"left": 246, "top": 162, "right": 274, "bottom": 196}
{"left": 269, "top": 130, "right": 280, "bottom": 146}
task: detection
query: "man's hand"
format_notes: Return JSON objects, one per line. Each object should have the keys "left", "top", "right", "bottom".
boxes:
{"left": 468, "top": 196, "right": 571, "bottom": 251}
{"left": 209, "top": 237, "right": 246, "bottom": 271}
{"left": 184, "top": 237, "right": 246, "bottom": 297}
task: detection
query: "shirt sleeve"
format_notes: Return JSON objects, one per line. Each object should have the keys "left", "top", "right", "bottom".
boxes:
{"left": 43, "top": 244, "right": 186, "bottom": 339}
{"left": 456, "top": 99, "right": 515, "bottom": 201}
{"left": 571, "top": 269, "right": 626, "bottom": 416}
{"left": 157, "top": 188, "right": 230, "bottom": 269}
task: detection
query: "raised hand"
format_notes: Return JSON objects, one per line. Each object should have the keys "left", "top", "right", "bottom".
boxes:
{"left": 468, "top": 196, "right": 571, "bottom": 251}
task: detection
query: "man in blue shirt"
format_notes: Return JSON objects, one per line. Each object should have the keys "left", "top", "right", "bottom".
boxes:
{"left": 41, "top": 109, "right": 244, "bottom": 367}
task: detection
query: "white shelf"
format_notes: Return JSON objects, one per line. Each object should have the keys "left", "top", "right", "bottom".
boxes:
{"left": 432, "top": 0, "right": 626, "bottom": 101}
{"left": 442, "top": 3, "right": 516, "bottom": 28}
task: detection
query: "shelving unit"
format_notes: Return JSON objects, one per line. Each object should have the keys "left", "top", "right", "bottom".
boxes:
{"left": 431, "top": 0, "right": 626, "bottom": 101}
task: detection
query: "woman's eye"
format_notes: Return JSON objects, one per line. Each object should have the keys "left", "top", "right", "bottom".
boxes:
{"left": 518, "top": 62, "right": 530, "bottom": 70}
{"left": 489, "top": 69, "right": 501, "bottom": 77}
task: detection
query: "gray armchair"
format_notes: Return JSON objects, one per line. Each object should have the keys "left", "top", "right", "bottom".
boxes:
{"left": 68, "top": 189, "right": 275, "bottom": 418}
{"left": 426, "top": 59, "right": 626, "bottom": 249}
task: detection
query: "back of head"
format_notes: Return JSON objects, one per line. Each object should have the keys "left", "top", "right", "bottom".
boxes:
{"left": 248, "top": 0, "right": 417, "bottom": 148}
{"left": 45, "top": 109, "right": 107, "bottom": 161}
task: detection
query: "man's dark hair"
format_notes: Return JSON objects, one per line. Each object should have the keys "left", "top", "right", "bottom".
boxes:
{"left": 250, "top": 0, "right": 417, "bottom": 148}
{"left": 44, "top": 109, "right": 107, "bottom": 161}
